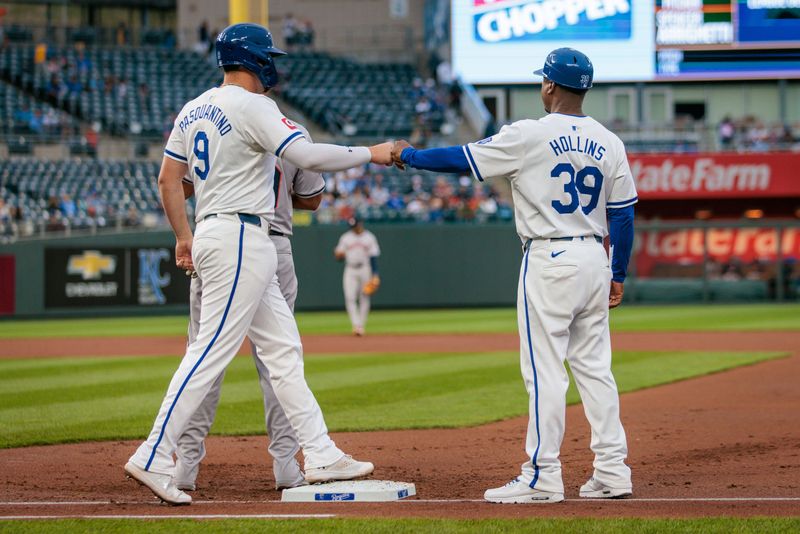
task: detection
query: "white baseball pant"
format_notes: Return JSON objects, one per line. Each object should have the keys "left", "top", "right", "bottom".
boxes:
{"left": 516, "top": 237, "right": 631, "bottom": 494}
{"left": 343, "top": 264, "right": 371, "bottom": 330}
{"left": 174, "top": 234, "right": 303, "bottom": 488}
{"left": 129, "top": 216, "right": 343, "bottom": 475}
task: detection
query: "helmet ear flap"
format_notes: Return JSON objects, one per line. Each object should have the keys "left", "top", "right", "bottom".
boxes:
{"left": 259, "top": 56, "right": 279, "bottom": 90}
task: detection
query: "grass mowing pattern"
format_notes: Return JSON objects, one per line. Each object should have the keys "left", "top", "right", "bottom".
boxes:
{"left": 1, "top": 518, "right": 799, "bottom": 533}
{"left": 0, "top": 350, "right": 784, "bottom": 448}
{"left": 0, "top": 304, "right": 798, "bottom": 339}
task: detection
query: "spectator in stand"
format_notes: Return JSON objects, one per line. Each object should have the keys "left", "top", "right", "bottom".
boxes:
{"left": 720, "top": 258, "right": 745, "bottom": 281}
{"left": 369, "top": 174, "right": 390, "bottom": 206}
{"left": 386, "top": 191, "right": 405, "bottom": 211}
{"left": 718, "top": 116, "right": 735, "bottom": 150}
{"left": 746, "top": 120, "right": 770, "bottom": 151}
{"left": 124, "top": 206, "right": 140, "bottom": 227}
{"left": 28, "top": 110, "right": 43, "bottom": 134}
{"left": 298, "top": 20, "right": 315, "bottom": 50}
{"left": 283, "top": 13, "right": 299, "bottom": 49}
{"left": 42, "top": 108, "right": 61, "bottom": 136}
{"left": 195, "top": 20, "right": 210, "bottom": 54}
{"left": 84, "top": 125, "right": 99, "bottom": 155}
{"left": 406, "top": 194, "right": 428, "bottom": 220}
{"left": 116, "top": 22, "right": 129, "bottom": 46}
{"left": 776, "top": 124, "right": 796, "bottom": 148}
{"left": 407, "top": 174, "right": 424, "bottom": 195}
{"left": 13, "top": 104, "right": 32, "bottom": 126}
{"left": 116, "top": 77, "right": 128, "bottom": 99}
{"left": 59, "top": 194, "right": 77, "bottom": 218}
{"left": 66, "top": 74, "right": 82, "bottom": 96}
{"left": 76, "top": 47, "right": 92, "bottom": 74}
{"left": 138, "top": 82, "right": 151, "bottom": 111}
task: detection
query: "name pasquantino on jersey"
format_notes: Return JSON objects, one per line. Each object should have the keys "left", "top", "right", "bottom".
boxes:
{"left": 178, "top": 104, "right": 232, "bottom": 136}
{"left": 549, "top": 135, "right": 606, "bottom": 161}
{"left": 472, "top": 0, "right": 632, "bottom": 43}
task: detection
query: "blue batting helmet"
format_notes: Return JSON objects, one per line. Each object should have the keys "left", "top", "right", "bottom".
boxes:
{"left": 534, "top": 48, "right": 593, "bottom": 90}
{"left": 215, "top": 23, "right": 286, "bottom": 90}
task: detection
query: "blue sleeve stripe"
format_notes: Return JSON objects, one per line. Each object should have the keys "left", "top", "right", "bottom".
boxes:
{"left": 462, "top": 145, "right": 484, "bottom": 182}
{"left": 607, "top": 196, "right": 638, "bottom": 207}
{"left": 164, "top": 149, "right": 188, "bottom": 162}
{"left": 275, "top": 131, "right": 304, "bottom": 158}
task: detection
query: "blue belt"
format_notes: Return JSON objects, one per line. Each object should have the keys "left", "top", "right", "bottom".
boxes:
{"left": 204, "top": 213, "right": 261, "bottom": 227}
{"left": 551, "top": 235, "right": 602, "bottom": 243}
{"left": 524, "top": 235, "right": 602, "bottom": 251}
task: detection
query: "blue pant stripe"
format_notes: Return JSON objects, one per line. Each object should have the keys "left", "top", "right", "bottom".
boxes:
{"left": 522, "top": 246, "right": 542, "bottom": 488}
{"left": 145, "top": 224, "right": 245, "bottom": 471}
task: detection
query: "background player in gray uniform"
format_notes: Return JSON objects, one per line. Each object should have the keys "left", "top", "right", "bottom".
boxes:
{"left": 391, "top": 48, "right": 636, "bottom": 504}
{"left": 334, "top": 219, "right": 380, "bottom": 336}
{"left": 175, "top": 124, "right": 325, "bottom": 491}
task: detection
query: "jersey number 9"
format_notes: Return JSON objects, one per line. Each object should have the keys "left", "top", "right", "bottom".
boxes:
{"left": 550, "top": 163, "right": 604, "bottom": 215}
{"left": 193, "top": 131, "right": 210, "bottom": 181}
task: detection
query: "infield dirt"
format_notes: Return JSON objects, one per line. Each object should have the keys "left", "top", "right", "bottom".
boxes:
{"left": 1, "top": 331, "right": 798, "bottom": 519}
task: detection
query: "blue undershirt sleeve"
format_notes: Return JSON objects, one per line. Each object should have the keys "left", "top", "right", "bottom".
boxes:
{"left": 400, "top": 146, "right": 471, "bottom": 173}
{"left": 370, "top": 256, "right": 379, "bottom": 275}
{"left": 608, "top": 205, "right": 635, "bottom": 283}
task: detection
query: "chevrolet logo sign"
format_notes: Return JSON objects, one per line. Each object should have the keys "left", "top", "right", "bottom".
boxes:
{"left": 67, "top": 250, "right": 117, "bottom": 280}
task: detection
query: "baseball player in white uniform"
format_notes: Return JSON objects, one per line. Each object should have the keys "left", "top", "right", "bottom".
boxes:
{"left": 334, "top": 219, "right": 380, "bottom": 336}
{"left": 124, "top": 23, "right": 394, "bottom": 505}
{"left": 173, "top": 123, "right": 325, "bottom": 493}
{"left": 393, "top": 48, "right": 636, "bottom": 503}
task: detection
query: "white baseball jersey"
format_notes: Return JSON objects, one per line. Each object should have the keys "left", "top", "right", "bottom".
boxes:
{"left": 335, "top": 230, "right": 380, "bottom": 268}
{"left": 463, "top": 113, "right": 638, "bottom": 241}
{"left": 165, "top": 85, "right": 306, "bottom": 222}
{"left": 271, "top": 125, "right": 325, "bottom": 236}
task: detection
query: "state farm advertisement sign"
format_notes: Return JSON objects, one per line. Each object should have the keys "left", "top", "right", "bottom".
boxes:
{"left": 629, "top": 152, "right": 800, "bottom": 200}
{"left": 635, "top": 227, "right": 800, "bottom": 276}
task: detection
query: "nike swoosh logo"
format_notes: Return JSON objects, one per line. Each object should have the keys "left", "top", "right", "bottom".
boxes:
{"left": 551, "top": 250, "right": 566, "bottom": 258}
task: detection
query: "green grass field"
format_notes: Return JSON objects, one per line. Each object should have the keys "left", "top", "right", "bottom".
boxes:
{"left": 0, "top": 304, "right": 798, "bottom": 339}
{"left": 0, "top": 349, "right": 785, "bottom": 448}
{"left": 1, "top": 305, "right": 797, "bottom": 530}
{"left": 1, "top": 518, "right": 798, "bottom": 534}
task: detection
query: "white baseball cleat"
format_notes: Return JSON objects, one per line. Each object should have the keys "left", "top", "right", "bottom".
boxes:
{"left": 304, "top": 454, "right": 374, "bottom": 484}
{"left": 124, "top": 462, "right": 192, "bottom": 505}
{"left": 275, "top": 458, "right": 309, "bottom": 490}
{"left": 484, "top": 478, "right": 565, "bottom": 504}
{"left": 173, "top": 460, "right": 199, "bottom": 492}
{"left": 352, "top": 327, "right": 365, "bottom": 337}
{"left": 579, "top": 477, "right": 632, "bottom": 499}
{"left": 175, "top": 480, "right": 196, "bottom": 492}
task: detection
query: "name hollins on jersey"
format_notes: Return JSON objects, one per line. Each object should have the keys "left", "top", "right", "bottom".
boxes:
{"left": 548, "top": 134, "right": 607, "bottom": 161}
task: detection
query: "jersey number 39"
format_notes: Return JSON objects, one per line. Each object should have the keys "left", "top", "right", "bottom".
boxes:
{"left": 550, "top": 163, "right": 603, "bottom": 215}
{"left": 193, "top": 131, "right": 210, "bottom": 180}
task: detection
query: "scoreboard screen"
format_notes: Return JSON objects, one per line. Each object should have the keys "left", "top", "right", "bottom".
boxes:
{"left": 451, "top": 0, "right": 800, "bottom": 84}
{"left": 655, "top": 0, "right": 800, "bottom": 80}
{"left": 656, "top": 0, "right": 734, "bottom": 46}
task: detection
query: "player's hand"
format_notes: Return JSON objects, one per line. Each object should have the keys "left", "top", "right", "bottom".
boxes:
{"left": 609, "top": 281, "right": 624, "bottom": 309}
{"left": 391, "top": 139, "right": 411, "bottom": 170}
{"left": 176, "top": 237, "right": 194, "bottom": 273}
{"left": 368, "top": 142, "right": 394, "bottom": 166}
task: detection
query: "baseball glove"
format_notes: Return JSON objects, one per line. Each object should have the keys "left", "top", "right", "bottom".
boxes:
{"left": 363, "top": 275, "right": 381, "bottom": 296}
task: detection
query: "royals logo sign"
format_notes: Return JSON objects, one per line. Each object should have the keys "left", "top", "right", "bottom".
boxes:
{"left": 472, "top": 0, "right": 632, "bottom": 43}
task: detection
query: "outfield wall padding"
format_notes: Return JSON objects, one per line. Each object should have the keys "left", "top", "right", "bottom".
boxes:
{"left": 0, "top": 223, "right": 524, "bottom": 317}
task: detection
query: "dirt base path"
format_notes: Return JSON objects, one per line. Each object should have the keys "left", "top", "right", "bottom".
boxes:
{"left": 1, "top": 343, "right": 798, "bottom": 519}
{"left": 2, "top": 331, "right": 799, "bottom": 359}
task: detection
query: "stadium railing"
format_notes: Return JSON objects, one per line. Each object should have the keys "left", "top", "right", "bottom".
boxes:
{"left": 629, "top": 219, "right": 799, "bottom": 303}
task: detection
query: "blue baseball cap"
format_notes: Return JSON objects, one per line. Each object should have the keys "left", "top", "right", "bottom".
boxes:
{"left": 534, "top": 48, "right": 593, "bottom": 90}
